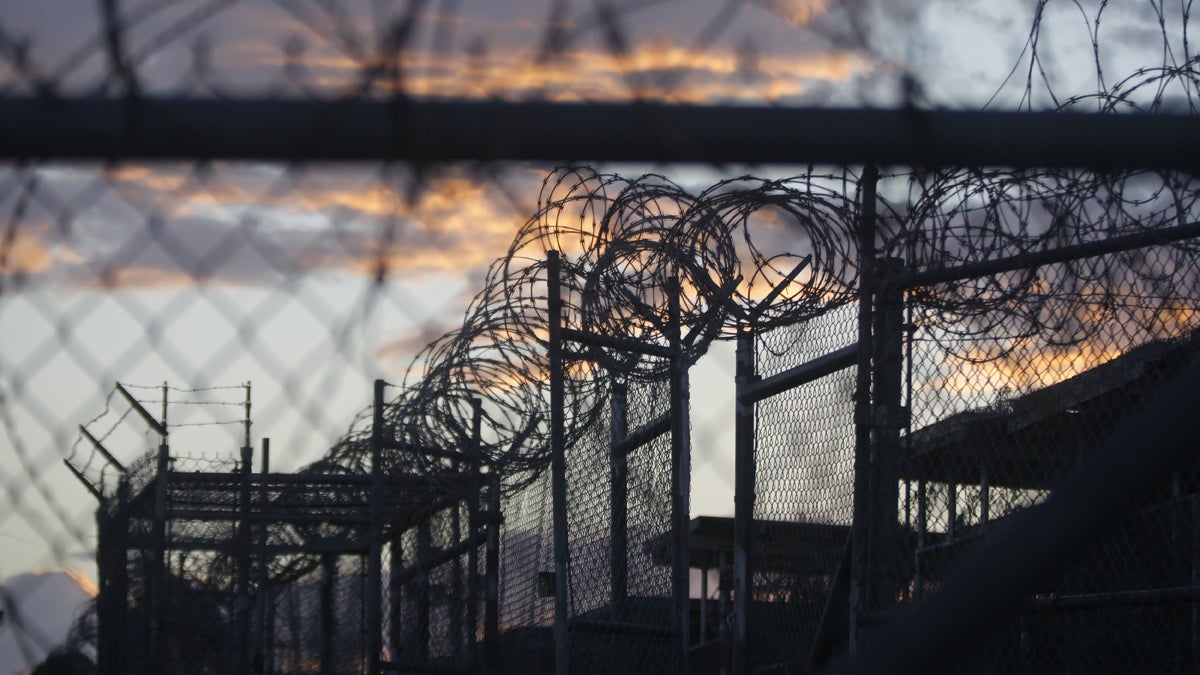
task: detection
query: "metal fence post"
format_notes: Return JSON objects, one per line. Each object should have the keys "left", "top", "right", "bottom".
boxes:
{"left": 668, "top": 277, "right": 691, "bottom": 674}
{"left": 468, "top": 398, "right": 483, "bottom": 670}
{"left": 236, "top": 443, "right": 253, "bottom": 674}
{"left": 114, "top": 478, "right": 129, "bottom": 675}
{"left": 451, "top": 501, "right": 465, "bottom": 659}
{"left": 547, "top": 250, "right": 571, "bottom": 675}
{"left": 850, "top": 165, "right": 879, "bottom": 651}
{"left": 96, "top": 501, "right": 115, "bottom": 675}
{"left": 871, "top": 257, "right": 906, "bottom": 611}
{"left": 257, "top": 439, "right": 272, "bottom": 673}
{"left": 264, "top": 583, "right": 277, "bottom": 675}
{"left": 150, "top": 439, "right": 169, "bottom": 673}
{"left": 485, "top": 470, "right": 501, "bottom": 671}
{"left": 388, "top": 532, "right": 404, "bottom": 665}
{"left": 368, "top": 379, "right": 385, "bottom": 673}
{"left": 611, "top": 379, "right": 629, "bottom": 619}
{"left": 417, "top": 519, "right": 432, "bottom": 662}
{"left": 733, "top": 325, "right": 756, "bottom": 674}
{"left": 320, "top": 553, "right": 335, "bottom": 675}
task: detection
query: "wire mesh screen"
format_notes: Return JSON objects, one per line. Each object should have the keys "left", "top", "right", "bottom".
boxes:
{"left": 4, "top": 2, "right": 1200, "bottom": 674}
{"left": 496, "top": 471, "right": 554, "bottom": 673}
{"left": 569, "top": 377, "right": 677, "bottom": 674}
{"left": 265, "top": 554, "right": 368, "bottom": 674}
{"left": 750, "top": 303, "right": 857, "bottom": 672}
{"left": 389, "top": 503, "right": 477, "bottom": 670}
{"left": 898, "top": 178, "right": 1200, "bottom": 672}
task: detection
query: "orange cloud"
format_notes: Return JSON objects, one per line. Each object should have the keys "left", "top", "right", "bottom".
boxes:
{"left": 0, "top": 164, "right": 538, "bottom": 293}
{"left": 189, "top": 25, "right": 870, "bottom": 104}
{"left": 1, "top": 227, "right": 55, "bottom": 276}
{"left": 926, "top": 338, "right": 1128, "bottom": 402}
{"left": 762, "top": 0, "right": 836, "bottom": 26}
{"left": 378, "top": 44, "right": 870, "bottom": 103}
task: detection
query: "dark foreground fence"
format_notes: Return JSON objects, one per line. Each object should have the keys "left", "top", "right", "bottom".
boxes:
{"left": 4, "top": 2, "right": 1200, "bottom": 675}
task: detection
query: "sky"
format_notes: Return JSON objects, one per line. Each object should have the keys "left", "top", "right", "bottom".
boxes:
{"left": 0, "top": 0, "right": 1195, "bottom": 667}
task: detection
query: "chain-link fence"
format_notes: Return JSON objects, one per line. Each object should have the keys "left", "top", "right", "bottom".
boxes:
{"left": 749, "top": 304, "right": 858, "bottom": 673}
{"left": 892, "top": 173, "right": 1200, "bottom": 672}
{"left": 4, "top": 1, "right": 1200, "bottom": 675}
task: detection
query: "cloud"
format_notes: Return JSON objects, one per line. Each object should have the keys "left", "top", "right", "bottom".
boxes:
{"left": 2, "top": 165, "right": 541, "bottom": 292}
{"left": 2, "top": 0, "right": 876, "bottom": 104}
{"left": 374, "top": 320, "right": 465, "bottom": 372}
{"left": 753, "top": 0, "right": 836, "bottom": 26}
{"left": 1, "top": 227, "right": 55, "bottom": 277}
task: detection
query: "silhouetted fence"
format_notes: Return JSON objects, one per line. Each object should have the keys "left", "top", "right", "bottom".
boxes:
{"left": 5, "top": 3, "right": 1200, "bottom": 675}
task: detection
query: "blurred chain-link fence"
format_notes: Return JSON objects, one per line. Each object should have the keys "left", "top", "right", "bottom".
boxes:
{"left": 4, "top": 1, "right": 1200, "bottom": 675}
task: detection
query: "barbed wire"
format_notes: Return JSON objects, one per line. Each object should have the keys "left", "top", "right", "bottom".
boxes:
{"left": 3, "top": 0, "right": 1200, "bottom": 672}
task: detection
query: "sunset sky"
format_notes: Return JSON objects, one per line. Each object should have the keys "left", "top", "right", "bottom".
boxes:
{"left": 0, "top": 0, "right": 1193, "bottom": 665}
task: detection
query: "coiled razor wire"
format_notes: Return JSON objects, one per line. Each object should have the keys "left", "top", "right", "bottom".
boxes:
{"left": 305, "top": 166, "right": 870, "bottom": 495}
{"left": 308, "top": 145, "right": 1200, "bottom": 498}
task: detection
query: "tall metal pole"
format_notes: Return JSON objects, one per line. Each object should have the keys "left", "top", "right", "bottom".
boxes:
{"left": 96, "top": 502, "right": 113, "bottom": 675}
{"left": 733, "top": 325, "right": 756, "bottom": 674}
{"left": 319, "top": 553, "right": 335, "bottom": 675}
{"left": 547, "top": 250, "right": 572, "bottom": 675}
{"left": 450, "top": 502, "right": 465, "bottom": 658}
{"left": 610, "top": 380, "right": 629, "bottom": 619}
{"left": 850, "top": 165, "right": 879, "bottom": 652}
{"left": 467, "top": 398, "right": 483, "bottom": 670}
{"left": 870, "top": 257, "right": 905, "bottom": 612}
{"left": 113, "top": 478, "right": 129, "bottom": 674}
{"left": 368, "top": 379, "right": 385, "bottom": 673}
{"left": 264, "top": 584, "right": 277, "bottom": 675}
{"left": 388, "top": 533, "right": 404, "bottom": 665}
{"left": 243, "top": 381, "right": 252, "bottom": 449}
{"left": 485, "top": 469, "right": 501, "bottom": 670}
{"left": 257, "top": 439, "right": 271, "bottom": 671}
{"left": 668, "top": 277, "right": 691, "bottom": 673}
{"left": 235, "top": 381, "right": 252, "bottom": 670}
{"left": 236, "top": 442, "right": 253, "bottom": 675}
{"left": 416, "top": 519, "right": 432, "bottom": 662}
{"left": 149, "top": 436, "right": 169, "bottom": 672}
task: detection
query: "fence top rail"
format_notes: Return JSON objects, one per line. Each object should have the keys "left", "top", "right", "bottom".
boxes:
{"left": 2, "top": 97, "right": 1198, "bottom": 169}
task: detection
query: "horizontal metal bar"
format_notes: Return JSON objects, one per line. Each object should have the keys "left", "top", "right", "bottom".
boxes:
{"left": 899, "top": 220, "right": 1200, "bottom": 289}
{"left": 739, "top": 343, "right": 858, "bottom": 404}
{"left": 1025, "top": 585, "right": 1200, "bottom": 611}
{"left": 570, "top": 619, "right": 676, "bottom": 638}
{"left": 379, "top": 661, "right": 470, "bottom": 675}
{"left": 170, "top": 470, "right": 372, "bottom": 486}
{"left": 563, "top": 327, "right": 675, "bottom": 359}
{"left": 166, "top": 470, "right": 453, "bottom": 490}
{"left": 164, "top": 507, "right": 375, "bottom": 524}
{"left": 128, "top": 536, "right": 367, "bottom": 555}
{"left": 391, "top": 531, "right": 487, "bottom": 586}
{"left": 3, "top": 97, "right": 1200, "bottom": 169}
{"left": 615, "top": 412, "right": 672, "bottom": 456}
{"left": 914, "top": 530, "right": 985, "bottom": 557}
{"left": 382, "top": 440, "right": 481, "bottom": 464}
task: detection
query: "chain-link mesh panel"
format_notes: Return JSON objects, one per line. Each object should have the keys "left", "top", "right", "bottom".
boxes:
{"left": 427, "top": 503, "right": 472, "bottom": 666}
{"left": 564, "top": 375, "right": 620, "bottom": 672}
{"left": 4, "top": 3, "right": 1200, "bottom": 673}
{"left": 566, "top": 375, "right": 677, "bottom": 673}
{"left": 751, "top": 303, "right": 857, "bottom": 672}
{"left": 495, "top": 470, "right": 554, "bottom": 672}
{"left": 902, "top": 239, "right": 1200, "bottom": 672}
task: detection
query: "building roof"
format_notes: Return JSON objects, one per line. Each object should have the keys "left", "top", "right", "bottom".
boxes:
{"left": 901, "top": 332, "right": 1200, "bottom": 489}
